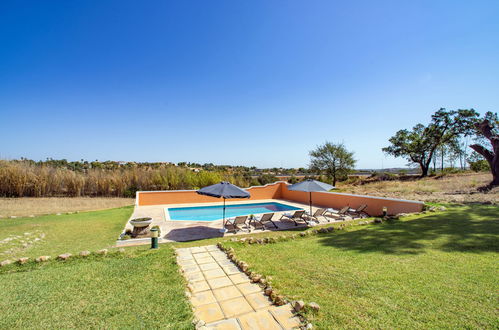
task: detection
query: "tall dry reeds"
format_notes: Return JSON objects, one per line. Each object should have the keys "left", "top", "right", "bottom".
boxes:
{"left": 0, "top": 160, "right": 250, "bottom": 197}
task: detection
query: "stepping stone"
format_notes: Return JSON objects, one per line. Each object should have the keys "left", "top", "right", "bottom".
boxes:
{"left": 229, "top": 273, "right": 250, "bottom": 285}
{"left": 205, "top": 318, "right": 242, "bottom": 330}
{"left": 212, "top": 285, "right": 243, "bottom": 302}
{"left": 197, "top": 257, "right": 216, "bottom": 265}
{"left": 269, "top": 305, "right": 301, "bottom": 329}
{"left": 208, "top": 276, "right": 233, "bottom": 290}
{"left": 191, "top": 290, "right": 217, "bottom": 307}
{"left": 200, "top": 263, "right": 221, "bottom": 271}
{"left": 190, "top": 280, "right": 210, "bottom": 293}
{"left": 194, "top": 302, "right": 225, "bottom": 323}
{"left": 204, "top": 268, "right": 227, "bottom": 279}
{"left": 219, "top": 297, "right": 254, "bottom": 318}
{"left": 245, "top": 292, "right": 272, "bottom": 310}
{"left": 237, "top": 310, "right": 282, "bottom": 330}
{"left": 236, "top": 282, "right": 262, "bottom": 295}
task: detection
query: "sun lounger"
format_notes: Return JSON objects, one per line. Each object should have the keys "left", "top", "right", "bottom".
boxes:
{"left": 305, "top": 208, "right": 327, "bottom": 223}
{"left": 348, "top": 204, "right": 369, "bottom": 218}
{"left": 251, "top": 213, "right": 278, "bottom": 230}
{"left": 279, "top": 210, "right": 307, "bottom": 226}
{"left": 225, "top": 215, "right": 249, "bottom": 233}
{"left": 324, "top": 206, "right": 350, "bottom": 221}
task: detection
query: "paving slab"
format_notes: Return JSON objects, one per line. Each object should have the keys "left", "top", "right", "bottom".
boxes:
{"left": 176, "top": 245, "right": 301, "bottom": 329}
{"left": 222, "top": 266, "right": 242, "bottom": 275}
{"left": 212, "top": 285, "right": 243, "bottom": 302}
{"left": 197, "top": 256, "right": 216, "bottom": 264}
{"left": 186, "top": 271, "right": 205, "bottom": 282}
{"left": 194, "top": 302, "right": 225, "bottom": 323}
{"left": 208, "top": 276, "right": 233, "bottom": 289}
{"left": 245, "top": 292, "right": 273, "bottom": 310}
{"left": 177, "top": 259, "right": 196, "bottom": 267}
{"left": 205, "top": 318, "right": 242, "bottom": 330}
{"left": 219, "top": 297, "right": 254, "bottom": 318}
{"left": 236, "top": 282, "right": 262, "bottom": 295}
{"left": 200, "top": 262, "right": 221, "bottom": 271}
{"left": 237, "top": 309, "right": 282, "bottom": 330}
{"left": 229, "top": 273, "right": 251, "bottom": 285}
{"left": 269, "top": 305, "right": 302, "bottom": 329}
{"left": 191, "top": 290, "right": 217, "bottom": 307}
{"left": 190, "top": 246, "right": 207, "bottom": 253}
{"left": 190, "top": 280, "right": 210, "bottom": 293}
{"left": 204, "top": 268, "right": 227, "bottom": 279}
{"left": 181, "top": 264, "right": 201, "bottom": 273}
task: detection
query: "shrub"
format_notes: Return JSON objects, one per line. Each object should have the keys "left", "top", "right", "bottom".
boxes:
{"left": 469, "top": 160, "right": 490, "bottom": 172}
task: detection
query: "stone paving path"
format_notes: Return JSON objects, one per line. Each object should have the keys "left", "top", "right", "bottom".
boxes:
{"left": 176, "top": 245, "right": 302, "bottom": 330}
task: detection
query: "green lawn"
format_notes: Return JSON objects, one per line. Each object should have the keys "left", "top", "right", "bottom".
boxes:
{"left": 0, "top": 206, "right": 133, "bottom": 259}
{"left": 224, "top": 204, "right": 499, "bottom": 329}
{"left": 0, "top": 246, "right": 193, "bottom": 329}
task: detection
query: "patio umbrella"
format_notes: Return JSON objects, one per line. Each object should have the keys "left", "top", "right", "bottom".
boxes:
{"left": 197, "top": 181, "right": 250, "bottom": 232}
{"left": 287, "top": 179, "right": 335, "bottom": 215}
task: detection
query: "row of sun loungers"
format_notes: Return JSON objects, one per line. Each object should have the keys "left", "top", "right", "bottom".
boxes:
{"left": 225, "top": 204, "right": 369, "bottom": 233}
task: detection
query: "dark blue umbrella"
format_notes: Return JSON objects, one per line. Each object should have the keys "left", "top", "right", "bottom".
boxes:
{"left": 197, "top": 181, "right": 250, "bottom": 230}
{"left": 288, "top": 179, "right": 335, "bottom": 215}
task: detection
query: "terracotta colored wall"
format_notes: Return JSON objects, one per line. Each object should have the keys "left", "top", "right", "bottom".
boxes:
{"left": 280, "top": 185, "right": 423, "bottom": 216}
{"left": 136, "top": 181, "right": 423, "bottom": 215}
{"left": 137, "top": 182, "right": 282, "bottom": 206}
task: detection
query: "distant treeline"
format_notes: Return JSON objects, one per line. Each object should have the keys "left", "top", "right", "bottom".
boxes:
{"left": 0, "top": 159, "right": 312, "bottom": 197}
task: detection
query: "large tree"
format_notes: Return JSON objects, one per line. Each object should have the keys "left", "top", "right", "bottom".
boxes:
{"left": 469, "top": 112, "right": 499, "bottom": 186}
{"left": 309, "top": 142, "right": 356, "bottom": 186}
{"left": 383, "top": 108, "right": 479, "bottom": 177}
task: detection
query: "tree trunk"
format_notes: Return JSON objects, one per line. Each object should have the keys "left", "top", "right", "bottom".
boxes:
{"left": 469, "top": 119, "right": 499, "bottom": 186}
{"left": 420, "top": 163, "right": 429, "bottom": 177}
{"left": 441, "top": 147, "right": 444, "bottom": 172}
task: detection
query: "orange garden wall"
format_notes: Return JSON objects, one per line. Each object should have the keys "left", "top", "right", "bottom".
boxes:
{"left": 136, "top": 181, "right": 423, "bottom": 216}
{"left": 137, "top": 182, "right": 282, "bottom": 206}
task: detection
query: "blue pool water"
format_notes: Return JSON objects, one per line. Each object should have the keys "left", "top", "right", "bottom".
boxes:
{"left": 167, "top": 202, "right": 302, "bottom": 221}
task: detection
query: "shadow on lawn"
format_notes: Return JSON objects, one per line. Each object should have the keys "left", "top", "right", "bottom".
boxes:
{"left": 318, "top": 205, "right": 499, "bottom": 255}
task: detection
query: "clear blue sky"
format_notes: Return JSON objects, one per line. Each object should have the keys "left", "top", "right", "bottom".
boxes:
{"left": 1, "top": 1, "right": 498, "bottom": 169}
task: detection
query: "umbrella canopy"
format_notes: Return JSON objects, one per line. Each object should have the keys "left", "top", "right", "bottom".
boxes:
{"left": 287, "top": 179, "right": 335, "bottom": 215}
{"left": 197, "top": 182, "right": 250, "bottom": 231}
{"left": 197, "top": 181, "right": 250, "bottom": 199}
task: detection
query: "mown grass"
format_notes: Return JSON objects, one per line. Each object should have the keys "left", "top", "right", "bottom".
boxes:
{"left": 0, "top": 246, "right": 193, "bottom": 329}
{"left": 225, "top": 204, "right": 499, "bottom": 329}
{"left": 0, "top": 206, "right": 133, "bottom": 259}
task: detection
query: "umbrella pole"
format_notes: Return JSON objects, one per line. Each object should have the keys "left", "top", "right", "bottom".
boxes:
{"left": 309, "top": 191, "right": 312, "bottom": 215}
{"left": 223, "top": 197, "right": 226, "bottom": 229}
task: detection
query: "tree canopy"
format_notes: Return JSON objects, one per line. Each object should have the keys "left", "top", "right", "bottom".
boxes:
{"left": 309, "top": 142, "right": 356, "bottom": 186}
{"left": 382, "top": 108, "right": 479, "bottom": 177}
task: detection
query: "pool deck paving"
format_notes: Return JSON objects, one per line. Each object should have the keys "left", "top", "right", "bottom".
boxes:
{"left": 119, "top": 199, "right": 349, "bottom": 245}
{"left": 176, "top": 245, "right": 302, "bottom": 329}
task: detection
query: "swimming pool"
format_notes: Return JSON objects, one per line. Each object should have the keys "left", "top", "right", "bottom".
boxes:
{"left": 167, "top": 202, "right": 302, "bottom": 221}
